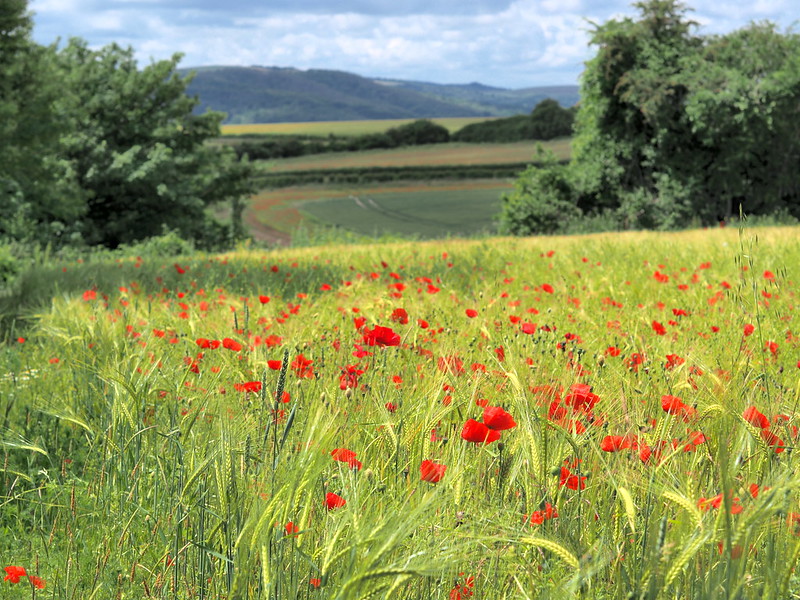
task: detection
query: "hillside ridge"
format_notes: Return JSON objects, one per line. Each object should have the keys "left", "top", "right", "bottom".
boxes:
{"left": 180, "top": 65, "right": 580, "bottom": 124}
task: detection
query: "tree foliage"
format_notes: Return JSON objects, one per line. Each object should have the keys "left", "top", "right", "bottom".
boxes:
{"left": 1, "top": 1, "right": 252, "bottom": 249}
{"left": 56, "top": 40, "right": 252, "bottom": 248}
{"left": 453, "top": 99, "right": 575, "bottom": 143}
{"left": 0, "top": 1, "right": 83, "bottom": 243}
{"left": 501, "top": 0, "right": 800, "bottom": 234}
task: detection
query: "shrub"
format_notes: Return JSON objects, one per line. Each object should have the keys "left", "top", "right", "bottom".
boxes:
{"left": 498, "top": 163, "right": 581, "bottom": 235}
{"left": 0, "top": 244, "right": 21, "bottom": 287}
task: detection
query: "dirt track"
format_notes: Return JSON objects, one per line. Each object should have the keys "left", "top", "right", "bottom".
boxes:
{"left": 244, "top": 210, "right": 291, "bottom": 246}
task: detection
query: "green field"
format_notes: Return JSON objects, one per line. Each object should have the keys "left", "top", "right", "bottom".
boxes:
{"left": 246, "top": 181, "right": 514, "bottom": 241}
{"left": 300, "top": 185, "right": 509, "bottom": 238}
{"left": 221, "top": 117, "right": 501, "bottom": 137}
{"left": 243, "top": 139, "right": 569, "bottom": 242}
{"left": 259, "top": 140, "right": 568, "bottom": 172}
{"left": 2, "top": 227, "right": 799, "bottom": 598}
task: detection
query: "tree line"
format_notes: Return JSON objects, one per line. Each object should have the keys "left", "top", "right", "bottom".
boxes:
{"left": 233, "top": 100, "right": 575, "bottom": 161}
{"left": 500, "top": 0, "right": 800, "bottom": 235}
{"left": 1, "top": 0, "right": 252, "bottom": 251}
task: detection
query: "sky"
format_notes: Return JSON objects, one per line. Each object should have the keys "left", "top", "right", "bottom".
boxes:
{"left": 29, "top": 0, "right": 797, "bottom": 89}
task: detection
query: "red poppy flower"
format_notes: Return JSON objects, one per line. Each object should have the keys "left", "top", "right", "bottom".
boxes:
{"left": 285, "top": 521, "right": 299, "bottom": 536}
{"left": 419, "top": 459, "right": 447, "bottom": 483}
{"left": 325, "top": 492, "right": 346, "bottom": 510}
{"left": 559, "top": 466, "right": 587, "bottom": 490}
{"left": 460, "top": 419, "right": 501, "bottom": 444}
{"left": 331, "top": 448, "right": 362, "bottom": 469}
{"left": 483, "top": 406, "right": 516, "bottom": 431}
{"left": 361, "top": 325, "right": 401, "bottom": 347}
{"left": 222, "top": 338, "right": 242, "bottom": 352}
{"left": 661, "top": 395, "right": 696, "bottom": 421}
{"left": 465, "top": 308, "right": 478, "bottom": 318}
{"left": 28, "top": 574, "right": 45, "bottom": 589}
{"left": 528, "top": 502, "right": 558, "bottom": 525}
{"left": 291, "top": 354, "right": 315, "bottom": 378}
{"left": 664, "top": 354, "right": 685, "bottom": 369}
{"left": 564, "top": 384, "right": 600, "bottom": 414}
{"left": 390, "top": 307, "right": 409, "bottom": 324}
{"left": 743, "top": 406, "right": 770, "bottom": 429}
{"left": 3, "top": 566, "right": 26, "bottom": 583}
{"left": 258, "top": 295, "right": 270, "bottom": 304}
{"left": 233, "top": 381, "right": 262, "bottom": 393}
{"left": 760, "top": 429, "right": 785, "bottom": 453}
{"left": 600, "top": 435, "right": 631, "bottom": 452}
{"left": 339, "top": 364, "right": 365, "bottom": 390}
{"left": 310, "top": 577, "right": 322, "bottom": 588}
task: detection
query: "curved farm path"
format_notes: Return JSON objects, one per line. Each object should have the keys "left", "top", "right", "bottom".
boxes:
{"left": 244, "top": 211, "right": 292, "bottom": 246}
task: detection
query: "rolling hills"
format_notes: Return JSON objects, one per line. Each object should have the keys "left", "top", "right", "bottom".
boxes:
{"left": 181, "top": 65, "right": 580, "bottom": 123}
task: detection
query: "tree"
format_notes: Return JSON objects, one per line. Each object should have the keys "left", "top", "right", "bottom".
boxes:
{"left": 500, "top": 0, "right": 800, "bottom": 235}
{"left": 386, "top": 119, "right": 450, "bottom": 146}
{"left": 56, "top": 39, "right": 253, "bottom": 248}
{"left": 529, "top": 99, "right": 575, "bottom": 140}
{"left": 0, "top": 0, "right": 83, "bottom": 244}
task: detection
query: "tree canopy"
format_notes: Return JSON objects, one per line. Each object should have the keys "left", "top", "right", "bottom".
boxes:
{"left": 0, "top": 1, "right": 252, "bottom": 249}
{"left": 500, "top": 0, "right": 800, "bottom": 235}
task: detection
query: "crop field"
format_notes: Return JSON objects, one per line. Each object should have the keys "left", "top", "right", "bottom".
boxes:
{"left": 246, "top": 180, "right": 513, "bottom": 240}
{"left": 260, "top": 140, "right": 570, "bottom": 172}
{"left": 221, "top": 117, "right": 501, "bottom": 137}
{"left": 300, "top": 185, "right": 510, "bottom": 238}
{"left": 1, "top": 226, "right": 800, "bottom": 599}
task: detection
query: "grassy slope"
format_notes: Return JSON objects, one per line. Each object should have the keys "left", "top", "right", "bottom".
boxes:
{"left": 1, "top": 227, "right": 799, "bottom": 598}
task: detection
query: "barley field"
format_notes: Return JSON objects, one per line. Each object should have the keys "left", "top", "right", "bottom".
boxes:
{"left": 1, "top": 226, "right": 799, "bottom": 599}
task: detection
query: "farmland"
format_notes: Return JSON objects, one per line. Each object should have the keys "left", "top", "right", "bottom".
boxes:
{"left": 259, "top": 141, "right": 569, "bottom": 171}
{"left": 242, "top": 138, "right": 569, "bottom": 242}
{"left": 247, "top": 181, "right": 513, "bottom": 242}
{"left": 221, "top": 117, "right": 501, "bottom": 137}
{"left": 2, "top": 226, "right": 799, "bottom": 598}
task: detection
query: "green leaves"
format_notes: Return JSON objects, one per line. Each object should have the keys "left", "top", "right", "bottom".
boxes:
{"left": 504, "top": 0, "right": 800, "bottom": 236}
{"left": 54, "top": 39, "right": 253, "bottom": 249}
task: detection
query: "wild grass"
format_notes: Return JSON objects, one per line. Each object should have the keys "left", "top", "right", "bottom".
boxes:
{"left": 1, "top": 226, "right": 799, "bottom": 599}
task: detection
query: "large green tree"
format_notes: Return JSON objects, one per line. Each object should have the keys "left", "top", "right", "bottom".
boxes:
{"left": 500, "top": 0, "right": 800, "bottom": 234}
{"left": 0, "top": 0, "right": 83, "bottom": 243}
{"left": 56, "top": 39, "right": 253, "bottom": 248}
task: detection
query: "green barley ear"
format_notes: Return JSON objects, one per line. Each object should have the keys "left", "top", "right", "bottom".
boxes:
{"left": 519, "top": 536, "right": 579, "bottom": 569}
{"left": 618, "top": 486, "right": 637, "bottom": 534}
{"left": 664, "top": 531, "right": 708, "bottom": 587}
{"left": 662, "top": 490, "right": 703, "bottom": 530}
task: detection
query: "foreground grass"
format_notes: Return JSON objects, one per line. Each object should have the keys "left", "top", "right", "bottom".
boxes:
{"left": 1, "top": 227, "right": 799, "bottom": 599}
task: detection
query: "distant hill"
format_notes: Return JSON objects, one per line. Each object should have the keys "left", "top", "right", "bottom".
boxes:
{"left": 180, "top": 65, "right": 580, "bottom": 124}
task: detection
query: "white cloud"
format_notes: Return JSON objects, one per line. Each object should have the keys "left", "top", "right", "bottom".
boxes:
{"left": 29, "top": 0, "right": 799, "bottom": 88}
